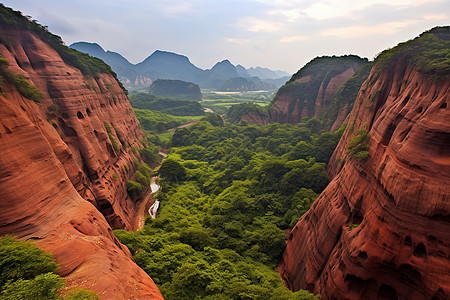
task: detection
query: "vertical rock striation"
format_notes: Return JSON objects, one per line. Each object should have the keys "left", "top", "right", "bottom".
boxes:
{"left": 0, "top": 6, "right": 163, "bottom": 299}
{"left": 281, "top": 27, "right": 450, "bottom": 300}
{"left": 269, "top": 56, "right": 367, "bottom": 126}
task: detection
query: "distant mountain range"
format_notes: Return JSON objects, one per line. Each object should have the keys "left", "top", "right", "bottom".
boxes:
{"left": 70, "top": 42, "right": 290, "bottom": 91}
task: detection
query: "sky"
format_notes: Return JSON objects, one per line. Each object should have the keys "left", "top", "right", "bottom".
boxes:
{"left": 2, "top": 0, "right": 449, "bottom": 73}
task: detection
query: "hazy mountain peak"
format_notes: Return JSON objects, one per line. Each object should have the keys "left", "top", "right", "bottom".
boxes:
{"left": 70, "top": 42, "right": 288, "bottom": 88}
{"left": 211, "top": 59, "right": 238, "bottom": 78}
{"left": 146, "top": 50, "right": 191, "bottom": 62}
{"left": 212, "top": 59, "right": 234, "bottom": 68}
{"left": 247, "top": 66, "right": 290, "bottom": 79}
{"left": 236, "top": 64, "right": 251, "bottom": 77}
{"left": 70, "top": 41, "right": 106, "bottom": 56}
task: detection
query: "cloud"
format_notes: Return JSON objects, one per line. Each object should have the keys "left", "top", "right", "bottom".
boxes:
{"left": 302, "top": 0, "right": 444, "bottom": 20}
{"left": 268, "top": 9, "right": 305, "bottom": 22}
{"left": 154, "top": 1, "right": 196, "bottom": 17}
{"left": 252, "top": 0, "right": 312, "bottom": 8}
{"left": 320, "top": 20, "right": 420, "bottom": 38}
{"left": 280, "top": 35, "right": 308, "bottom": 43}
{"left": 424, "top": 13, "right": 447, "bottom": 20}
{"left": 239, "top": 17, "right": 284, "bottom": 32}
{"left": 225, "top": 38, "right": 251, "bottom": 44}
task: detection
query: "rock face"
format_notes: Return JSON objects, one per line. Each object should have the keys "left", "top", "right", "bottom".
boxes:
{"left": 270, "top": 56, "right": 367, "bottom": 126}
{"left": 323, "top": 63, "right": 373, "bottom": 132}
{"left": 0, "top": 8, "right": 162, "bottom": 300}
{"left": 240, "top": 111, "right": 270, "bottom": 125}
{"left": 281, "top": 29, "right": 450, "bottom": 300}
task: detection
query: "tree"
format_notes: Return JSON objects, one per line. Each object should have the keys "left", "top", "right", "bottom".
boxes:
{"left": 126, "top": 180, "right": 143, "bottom": 197}
{"left": 1, "top": 272, "right": 64, "bottom": 300}
{"left": 0, "top": 236, "right": 98, "bottom": 299}
{"left": 158, "top": 158, "right": 186, "bottom": 182}
{"left": 201, "top": 113, "right": 224, "bottom": 127}
{"left": 0, "top": 236, "right": 58, "bottom": 286}
{"left": 135, "top": 171, "right": 150, "bottom": 187}
{"left": 249, "top": 223, "right": 286, "bottom": 263}
{"left": 346, "top": 129, "right": 370, "bottom": 161}
{"left": 171, "top": 127, "right": 191, "bottom": 147}
{"left": 180, "top": 227, "right": 215, "bottom": 251}
{"left": 164, "top": 262, "right": 213, "bottom": 299}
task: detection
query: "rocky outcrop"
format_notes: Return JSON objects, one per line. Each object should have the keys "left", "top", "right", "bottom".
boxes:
{"left": 281, "top": 28, "right": 450, "bottom": 300}
{"left": 0, "top": 7, "right": 162, "bottom": 299}
{"left": 240, "top": 111, "right": 270, "bottom": 125}
{"left": 270, "top": 56, "right": 367, "bottom": 126}
{"left": 323, "top": 63, "right": 373, "bottom": 132}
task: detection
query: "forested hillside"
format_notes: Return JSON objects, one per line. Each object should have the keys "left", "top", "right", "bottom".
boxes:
{"left": 130, "top": 92, "right": 204, "bottom": 116}
{"left": 150, "top": 79, "right": 202, "bottom": 101}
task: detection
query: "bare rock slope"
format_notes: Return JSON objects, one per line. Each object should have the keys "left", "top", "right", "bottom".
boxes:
{"left": 0, "top": 6, "right": 162, "bottom": 299}
{"left": 281, "top": 27, "right": 450, "bottom": 300}
{"left": 270, "top": 55, "right": 367, "bottom": 127}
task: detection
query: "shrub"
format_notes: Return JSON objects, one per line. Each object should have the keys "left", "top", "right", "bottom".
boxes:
{"left": 138, "top": 163, "right": 153, "bottom": 179}
{"left": 0, "top": 58, "right": 43, "bottom": 102}
{"left": 140, "top": 147, "right": 161, "bottom": 164}
{"left": 0, "top": 236, "right": 58, "bottom": 286}
{"left": 346, "top": 129, "right": 370, "bottom": 161}
{"left": 200, "top": 113, "right": 224, "bottom": 127}
{"left": 180, "top": 227, "right": 215, "bottom": 251}
{"left": 375, "top": 26, "right": 450, "bottom": 78}
{"left": 48, "top": 103, "right": 59, "bottom": 112}
{"left": 9, "top": 72, "right": 43, "bottom": 102}
{"left": 348, "top": 223, "right": 360, "bottom": 231}
{"left": 104, "top": 122, "right": 120, "bottom": 151}
{"left": 225, "top": 102, "right": 268, "bottom": 124}
{"left": 158, "top": 158, "right": 186, "bottom": 182}
{"left": 135, "top": 171, "right": 150, "bottom": 187}
{"left": 126, "top": 181, "right": 143, "bottom": 197}
{"left": 1, "top": 272, "right": 65, "bottom": 300}
{"left": 0, "top": 236, "right": 98, "bottom": 299}
{"left": 85, "top": 82, "right": 95, "bottom": 91}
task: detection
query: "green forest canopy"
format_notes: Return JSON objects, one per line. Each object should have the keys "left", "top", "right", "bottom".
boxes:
{"left": 115, "top": 119, "right": 344, "bottom": 299}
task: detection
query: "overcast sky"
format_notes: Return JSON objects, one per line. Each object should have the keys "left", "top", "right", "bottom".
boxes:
{"left": 3, "top": 0, "right": 449, "bottom": 73}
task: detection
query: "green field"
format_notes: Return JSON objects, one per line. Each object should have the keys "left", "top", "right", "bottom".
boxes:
{"left": 201, "top": 90, "right": 275, "bottom": 114}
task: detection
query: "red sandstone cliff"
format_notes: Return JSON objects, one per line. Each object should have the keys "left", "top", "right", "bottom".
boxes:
{"left": 0, "top": 10, "right": 163, "bottom": 300}
{"left": 281, "top": 29, "right": 450, "bottom": 299}
{"left": 270, "top": 56, "right": 367, "bottom": 126}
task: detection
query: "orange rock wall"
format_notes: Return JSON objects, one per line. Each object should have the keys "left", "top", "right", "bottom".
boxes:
{"left": 281, "top": 61, "right": 450, "bottom": 299}
{"left": 313, "top": 68, "right": 356, "bottom": 119}
{"left": 270, "top": 67, "right": 359, "bottom": 125}
{"left": 0, "top": 28, "right": 163, "bottom": 299}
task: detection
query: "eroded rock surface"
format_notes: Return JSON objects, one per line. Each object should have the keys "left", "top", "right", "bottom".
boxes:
{"left": 270, "top": 56, "right": 367, "bottom": 126}
{"left": 0, "top": 22, "right": 163, "bottom": 299}
{"left": 281, "top": 53, "right": 450, "bottom": 299}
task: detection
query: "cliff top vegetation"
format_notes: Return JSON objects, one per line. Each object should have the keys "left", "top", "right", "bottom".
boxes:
{"left": 375, "top": 26, "right": 450, "bottom": 77}
{"left": 0, "top": 4, "right": 127, "bottom": 94}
